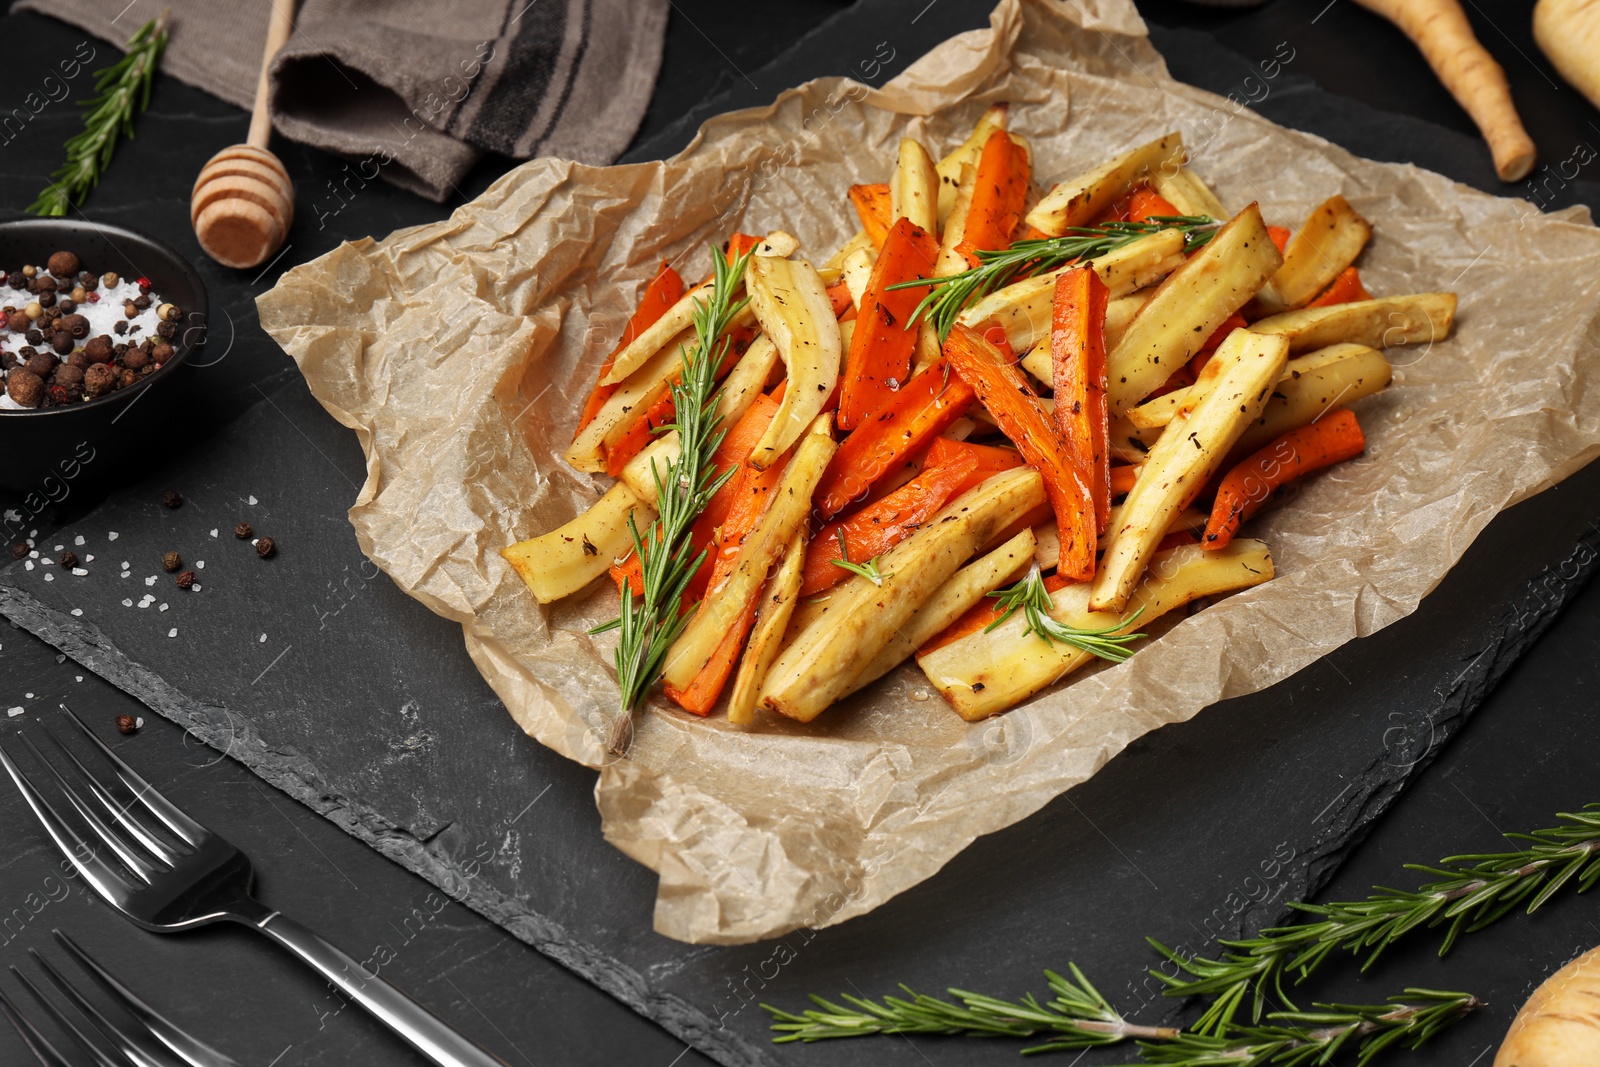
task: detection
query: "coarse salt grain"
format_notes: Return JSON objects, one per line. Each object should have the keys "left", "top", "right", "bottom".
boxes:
{"left": 209, "top": 529, "right": 218, "bottom": 538}
{"left": 43, "top": 573, "right": 53, "bottom": 581}
{"left": 167, "top": 628, "right": 177, "bottom": 638}
{"left": 85, "top": 555, "right": 94, "bottom": 562}
{"left": 259, "top": 633, "right": 267, "bottom": 642}
{"left": 159, "top": 603, "right": 168, "bottom": 612}
{"left": 28, "top": 550, "right": 37, "bottom": 558}
{"left": 72, "top": 568, "right": 87, "bottom": 576}
{"left": 191, "top": 583, "right": 202, "bottom": 591}
{"left": 120, "top": 571, "right": 130, "bottom": 578}
{"left": 108, "top": 532, "right": 118, "bottom": 540}
{"left": 248, "top": 496, "right": 258, "bottom": 505}
{"left": 6, "top": 708, "right": 21, "bottom": 717}
{"left": 53, "top": 545, "right": 62, "bottom": 552}
{"left": 121, "top": 598, "right": 132, "bottom": 607}
{"left": 75, "top": 676, "right": 82, "bottom": 682}
{"left": 144, "top": 575, "right": 157, "bottom": 586}
{"left": 23, "top": 561, "right": 32, "bottom": 570}
{"left": 69, "top": 608, "right": 82, "bottom": 617}
{"left": 73, "top": 535, "right": 84, "bottom": 546}
{"left": 196, "top": 561, "right": 204, "bottom": 569}
{"left": 25, "top": 693, "right": 33, "bottom": 698}
{"left": 119, "top": 561, "right": 128, "bottom": 569}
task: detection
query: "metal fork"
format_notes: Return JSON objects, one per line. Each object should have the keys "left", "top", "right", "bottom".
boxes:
{"left": 0, "top": 706, "right": 507, "bottom": 1067}
{"left": 0, "top": 928, "right": 238, "bottom": 1066}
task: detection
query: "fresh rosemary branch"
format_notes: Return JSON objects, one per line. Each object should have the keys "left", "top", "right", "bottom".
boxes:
{"left": 829, "top": 530, "right": 886, "bottom": 586}
{"left": 764, "top": 969, "right": 1475, "bottom": 1065}
{"left": 1134, "top": 990, "right": 1481, "bottom": 1067}
{"left": 1151, "top": 803, "right": 1600, "bottom": 1035}
{"left": 764, "top": 963, "right": 1178, "bottom": 1050}
{"left": 985, "top": 563, "right": 1146, "bottom": 663}
{"left": 28, "top": 12, "right": 170, "bottom": 217}
{"left": 595, "top": 248, "right": 751, "bottom": 754}
{"left": 888, "top": 216, "right": 1220, "bottom": 340}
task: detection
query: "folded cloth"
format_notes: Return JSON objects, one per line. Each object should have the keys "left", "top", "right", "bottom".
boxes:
{"left": 17, "top": 0, "right": 669, "bottom": 201}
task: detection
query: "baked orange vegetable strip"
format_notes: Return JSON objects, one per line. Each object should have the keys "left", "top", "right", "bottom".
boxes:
{"left": 798, "top": 452, "right": 978, "bottom": 598}
{"left": 1110, "top": 463, "right": 1141, "bottom": 496}
{"left": 849, "top": 183, "right": 893, "bottom": 249}
{"left": 575, "top": 263, "right": 685, "bottom": 437}
{"left": 1307, "top": 266, "right": 1372, "bottom": 308}
{"left": 1050, "top": 266, "right": 1111, "bottom": 537}
{"left": 1189, "top": 312, "right": 1248, "bottom": 378}
{"left": 813, "top": 359, "right": 974, "bottom": 520}
{"left": 610, "top": 389, "right": 783, "bottom": 602}
{"left": 826, "top": 278, "right": 854, "bottom": 319}
{"left": 1267, "top": 225, "right": 1292, "bottom": 254}
{"left": 1203, "top": 407, "right": 1366, "bottom": 550}
{"left": 725, "top": 232, "right": 766, "bottom": 261}
{"left": 920, "top": 572, "right": 1074, "bottom": 654}
{"left": 924, "top": 437, "right": 1025, "bottom": 494}
{"left": 945, "top": 324, "right": 1097, "bottom": 582}
{"left": 664, "top": 598, "right": 759, "bottom": 716}
{"left": 1127, "top": 185, "right": 1181, "bottom": 223}
{"left": 838, "top": 217, "right": 940, "bottom": 431}
{"left": 955, "top": 130, "right": 1030, "bottom": 268}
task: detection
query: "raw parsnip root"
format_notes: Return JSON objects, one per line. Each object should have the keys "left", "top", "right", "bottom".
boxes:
{"left": 1354, "top": 0, "right": 1535, "bottom": 181}
{"left": 1535, "top": 0, "right": 1600, "bottom": 112}
{"left": 1495, "top": 944, "right": 1600, "bottom": 1067}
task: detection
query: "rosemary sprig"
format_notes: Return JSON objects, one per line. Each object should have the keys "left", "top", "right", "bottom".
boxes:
{"left": 28, "top": 12, "right": 170, "bottom": 217}
{"left": 985, "top": 563, "right": 1146, "bottom": 663}
{"left": 888, "top": 216, "right": 1220, "bottom": 340}
{"left": 1150, "top": 804, "right": 1600, "bottom": 1035}
{"left": 594, "top": 248, "right": 751, "bottom": 754}
{"left": 829, "top": 529, "right": 886, "bottom": 586}
{"left": 764, "top": 970, "right": 1476, "bottom": 1065}
{"left": 1134, "top": 991, "right": 1481, "bottom": 1067}
{"left": 764, "top": 963, "right": 1178, "bottom": 1049}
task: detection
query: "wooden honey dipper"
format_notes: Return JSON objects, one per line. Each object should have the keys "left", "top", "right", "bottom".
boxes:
{"left": 191, "top": 0, "right": 296, "bottom": 269}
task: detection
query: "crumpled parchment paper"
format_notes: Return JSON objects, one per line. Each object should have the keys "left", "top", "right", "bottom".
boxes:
{"left": 258, "top": 0, "right": 1600, "bottom": 944}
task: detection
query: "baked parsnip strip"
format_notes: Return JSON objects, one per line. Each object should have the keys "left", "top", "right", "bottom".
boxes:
{"left": 661, "top": 415, "right": 836, "bottom": 690}
{"left": 1248, "top": 292, "right": 1457, "bottom": 353}
{"left": 501, "top": 483, "right": 651, "bottom": 604}
{"left": 918, "top": 539, "right": 1274, "bottom": 720}
{"left": 1024, "top": 132, "right": 1186, "bottom": 237}
{"left": 745, "top": 255, "right": 843, "bottom": 469}
{"left": 726, "top": 532, "right": 806, "bottom": 725}
{"left": 760, "top": 467, "right": 1047, "bottom": 722}
{"left": 1031, "top": 505, "right": 1207, "bottom": 569}
{"left": 1250, "top": 195, "right": 1372, "bottom": 316}
{"left": 937, "top": 103, "right": 1009, "bottom": 223}
{"left": 1150, "top": 165, "right": 1226, "bottom": 220}
{"left": 1092, "top": 328, "right": 1288, "bottom": 613}
{"left": 1108, "top": 203, "right": 1283, "bottom": 418}
{"left": 1126, "top": 342, "right": 1385, "bottom": 431}
{"left": 891, "top": 137, "right": 939, "bottom": 233}
{"left": 843, "top": 527, "right": 1037, "bottom": 698}
{"left": 1228, "top": 345, "right": 1393, "bottom": 460}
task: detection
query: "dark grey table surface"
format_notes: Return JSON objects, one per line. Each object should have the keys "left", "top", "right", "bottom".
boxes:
{"left": 0, "top": 1, "right": 1597, "bottom": 1066}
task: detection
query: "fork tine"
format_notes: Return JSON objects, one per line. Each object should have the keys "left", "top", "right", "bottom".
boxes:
{"left": 10, "top": 969, "right": 128, "bottom": 1067}
{"left": 54, "top": 931, "right": 242, "bottom": 1067}
{"left": 19, "top": 733, "right": 164, "bottom": 886}
{"left": 58, "top": 704, "right": 208, "bottom": 848}
{"left": 29, "top": 952, "right": 161, "bottom": 1067}
{"left": 35, "top": 728, "right": 185, "bottom": 867}
{"left": 0, "top": 985, "right": 76, "bottom": 1067}
{"left": 0, "top": 743, "right": 137, "bottom": 906}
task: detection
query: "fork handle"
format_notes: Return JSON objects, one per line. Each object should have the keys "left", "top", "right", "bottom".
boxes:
{"left": 243, "top": 909, "right": 509, "bottom": 1067}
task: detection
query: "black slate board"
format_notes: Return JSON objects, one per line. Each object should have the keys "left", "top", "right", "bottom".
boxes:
{"left": 2, "top": 1, "right": 1599, "bottom": 1064}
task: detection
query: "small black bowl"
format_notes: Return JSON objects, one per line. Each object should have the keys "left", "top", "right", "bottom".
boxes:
{"left": 0, "top": 218, "right": 208, "bottom": 499}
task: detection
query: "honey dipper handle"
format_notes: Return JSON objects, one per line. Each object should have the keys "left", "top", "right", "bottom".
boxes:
{"left": 247, "top": 0, "right": 296, "bottom": 149}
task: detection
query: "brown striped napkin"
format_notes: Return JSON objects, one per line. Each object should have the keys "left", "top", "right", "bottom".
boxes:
{"left": 17, "top": 0, "right": 669, "bottom": 201}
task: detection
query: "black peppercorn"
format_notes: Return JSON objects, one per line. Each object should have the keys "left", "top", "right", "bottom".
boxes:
{"left": 78, "top": 271, "right": 97, "bottom": 291}
{"left": 176, "top": 570, "right": 195, "bottom": 589}
{"left": 58, "top": 550, "right": 76, "bottom": 568}
{"left": 10, "top": 543, "right": 27, "bottom": 560}
{"left": 161, "top": 489, "right": 181, "bottom": 509}
{"left": 155, "top": 321, "right": 177, "bottom": 339}
{"left": 37, "top": 290, "right": 55, "bottom": 309}
{"left": 57, "top": 298, "right": 74, "bottom": 315}
{"left": 24, "top": 328, "right": 41, "bottom": 346}
{"left": 117, "top": 367, "right": 137, "bottom": 389}
{"left": 162, "top": 551, "right": 181, "bottom": 572}
{"left": 68, "top": 349, "right": 90, "bottom": 370}
{"left": 234, "top": 521, "right": 252, "bottom": 539}
{"left": 113, "top": 320, "right": 127, "bottom": 336}
{"left": 115, "top": 714, "right": 139, "bottom": 734}
{"left": 255, "top": 536, "right": 276, "bottom": 559}
{"left": 132, "top": 294, "right": 151, "bottom": 310}
{"left": 34, "top": 275, "right": 56, "bottom": 293}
